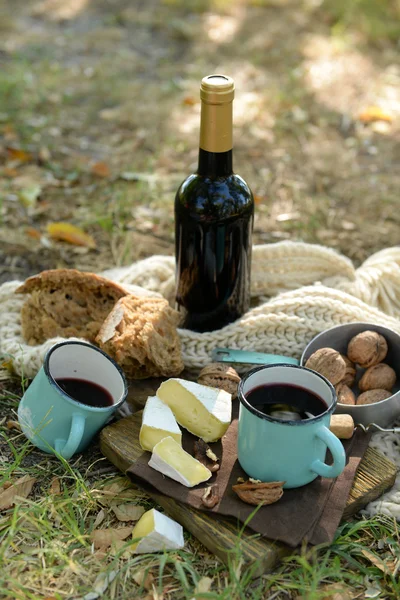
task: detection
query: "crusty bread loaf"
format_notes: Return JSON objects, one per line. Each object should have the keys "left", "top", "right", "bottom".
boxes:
{"left": 16, "top": 269, "right": 128, "bottom": 345}
{"left": 96, "top": 294, "right": 184, "bottom": 379}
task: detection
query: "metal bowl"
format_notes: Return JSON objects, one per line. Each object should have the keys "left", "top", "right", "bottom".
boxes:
{"left": 300, "top": 322, "right": 400, "bottom": 427}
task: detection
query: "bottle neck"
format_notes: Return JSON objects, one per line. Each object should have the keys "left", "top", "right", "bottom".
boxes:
{"left": 197, "top": 148, "right": 233, "bottom": 177}
{"left": 198, "top": 89, "right": 233, "bottom": 178}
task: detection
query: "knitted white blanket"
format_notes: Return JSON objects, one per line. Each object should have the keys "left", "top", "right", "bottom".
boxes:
{"left": 1, "top": 241, "right": 400, "bottom": 519}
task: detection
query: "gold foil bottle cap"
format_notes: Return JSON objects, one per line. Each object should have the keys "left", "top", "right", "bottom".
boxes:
{"left": 199, "top": 74, "right": 234, "bottom": 152}
{"left": 200, "top": 74, "right": 235, "bottom": 104}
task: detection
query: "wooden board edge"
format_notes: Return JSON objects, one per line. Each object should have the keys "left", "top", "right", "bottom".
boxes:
{"left": 99, "top": 417, "right": 398, "bottom": 570}
{"left": 100, "top": 427, "right": 289, "bottom": 572}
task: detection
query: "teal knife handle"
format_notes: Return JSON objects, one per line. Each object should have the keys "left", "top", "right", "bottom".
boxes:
{"left": 211, "top": 348, "right": 299, "bottom": 365}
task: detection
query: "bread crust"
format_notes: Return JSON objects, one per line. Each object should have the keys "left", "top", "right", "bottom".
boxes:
{"left": 16, "top": 269, "right": 127, "bottom": 345}
{"left": 16, "top": 268, "right": 127, "bottom": 296}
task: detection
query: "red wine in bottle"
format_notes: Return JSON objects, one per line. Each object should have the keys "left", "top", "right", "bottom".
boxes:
{"left": 174, "top": 74, "right": 254, "bottom": 332}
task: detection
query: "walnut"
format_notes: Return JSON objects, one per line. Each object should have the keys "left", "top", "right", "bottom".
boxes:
{"left": 358, "top": 363, "right": 396, "bottom": 392}
{"left": 357, "top": 389, "right": 392, "bottom": 405}
{"left": 347, "top": 330, "right": 388, "bottom": 368}
{"left": 335, "top": 382, "right": 356, "bottom": 405}
{"left": 193, "top": 439, "right": 220, "bottom": 473}
{"left": 304, "top": 348, "right": 346, "bottom": 385}
{"left": 201, "top": 486, "right": 220, "bottom": 509}
{"left": 197, "top": 362, "right": 240, "bottom": 397}
{"left": 340, "top": 354, "right": 356, "bottom": 387}
{"left": 232, "top": 480, "right": 284, "bottom": 506}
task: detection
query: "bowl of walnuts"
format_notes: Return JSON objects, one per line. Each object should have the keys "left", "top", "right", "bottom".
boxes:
{"left": 300, "top": 323, "right": 400, "bottom": 427}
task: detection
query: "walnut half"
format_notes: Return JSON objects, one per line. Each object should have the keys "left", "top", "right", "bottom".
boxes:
{"left": 197, "top": 362, "right": 240, "bottom": 396}
{"left": 194, "top": 439, "right": 220, "bottom": 473}
{"left": 232, "top": 480, "right": 284, "bottom": 506}
{"left": 201, "top": 486, "right": 220, "bottom": 508}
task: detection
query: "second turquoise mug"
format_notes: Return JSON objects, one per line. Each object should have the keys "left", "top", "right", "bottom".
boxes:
{"left": 18, "top": 341, "right": 127, "bottom": 460}
{"left": 237, "top": 364, "right": 346, "bottom": 489}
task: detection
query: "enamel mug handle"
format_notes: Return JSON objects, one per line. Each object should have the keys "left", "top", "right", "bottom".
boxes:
{"left": 311, "top": 426, "right": 346, "bottom": 479}
{"left": 54, "top": 413, "right": 86, "bottom": 460}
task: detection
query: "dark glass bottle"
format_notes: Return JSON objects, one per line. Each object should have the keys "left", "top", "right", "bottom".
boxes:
{"left": 175, "top": 74, "right": 254, "bottom": 332}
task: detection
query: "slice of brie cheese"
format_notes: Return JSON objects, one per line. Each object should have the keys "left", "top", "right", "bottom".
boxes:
{"left": 148, "top": 436, "right": 212, "bottom": 487}
{"left": 131, "top": 508, "right": 184, "bottom": 553}
{"left": 156, "top": 378, "right": 232, "bottom": 442}
{"left": 139, "top": 395, "right": 182, "bottom": 451}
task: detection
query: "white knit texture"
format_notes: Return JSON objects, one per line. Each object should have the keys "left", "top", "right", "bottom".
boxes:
{"left": 2, "top": 240, "right": 400, "bottom": 518}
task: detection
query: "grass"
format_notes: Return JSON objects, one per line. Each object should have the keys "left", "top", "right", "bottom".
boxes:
{"left": 1, "top": 374, "right": 400, "bottom": 600}
{"left": 1, "top": 0, "right": 400, "bottom": 596}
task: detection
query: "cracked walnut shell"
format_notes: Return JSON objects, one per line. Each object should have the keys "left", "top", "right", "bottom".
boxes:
{"left": 347, "top": 330, "right": 388, "bottom": 368}
{"left": 358, "top": 363, "right": 396, "bottom": 392}
{"left": 304, "top": 348, "right": 346, "bottom": 385}
{"left": 232, "top": 480, "right": 284, "bottom": 506}
{"left": 197, "top": 362, "right": 241, "bottom": 396}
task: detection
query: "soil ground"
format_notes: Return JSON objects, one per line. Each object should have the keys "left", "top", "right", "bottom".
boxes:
{"left": 0, "top": 0, "right": 399, "bottom": 285}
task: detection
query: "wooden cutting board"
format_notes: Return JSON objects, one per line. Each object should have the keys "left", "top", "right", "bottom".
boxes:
{"left": 100, "top": 378, "right": 397, "bottom": 575}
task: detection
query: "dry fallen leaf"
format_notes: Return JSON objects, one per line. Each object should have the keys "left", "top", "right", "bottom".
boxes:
{"left": 112, "top": 503, "right": 145, "bottom": 522}
{"left": 0, "top": 475, "right": 36, "bottom": 510}
{"left": 109, "top": 537, "right": 132, "bottom": 558}
{"left": 361, "top": 548, "right": 393, "bottom": 575}
{"left": 25, "top": 227, "right": 42, "bottom": 239}
{"left": 183, "top": 96, "right": 197, "bottom": 106}
{"left": 318, "top": 583, "right": 355, "bottom": 600}
{"left": 91, "top": 161, "right": 110, "bottom": 178}
{"left": 2, "top": 124, "right": 17, "bottom": 141}
{"left": 6, "top": 146, "right": 33, "bottom": 162}
{"left": 1, "top": 358, "right": 14, "bottom": 372}
{"left": 91, "top": 527, "right": 133, "bottom": 550}
{"left": 3, "top": 166, "right": 18, "bottom": 177}
{"left": 133, "top": 569, "right": 155, "bottom": 591}
{"left": 93, "top": 509, "right": 106, "bottom": 529}
{"left": 190, "top": 576, "right": 213, "bottom": 599}
{"left": 46, "top": 222, "right": 96, "bottom": 248}
{"left": 358, "top": 106, "right": 393, "bottom": 124}
{"left": 49, "top": 477, "right": 62, "bottom": 496}
{"left": 95, "top": 478, "right": 138, "bottom": 506}
{"left": 6, "top": 420, "right": 21, "bottom": 431}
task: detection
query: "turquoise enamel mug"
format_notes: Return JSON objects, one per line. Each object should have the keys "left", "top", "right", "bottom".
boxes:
{"left": 18, "top": 341, "right": 127, "bottom": 460}
{"left": 237, "top": 364, "right": 346, "bottom": 489}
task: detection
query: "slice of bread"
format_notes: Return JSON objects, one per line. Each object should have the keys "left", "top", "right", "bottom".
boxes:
{"left": 96, "top": 295, "right": 184, "bottom": 379}
{"left": 16, "top": 269, "right": 128, "bottom": 345}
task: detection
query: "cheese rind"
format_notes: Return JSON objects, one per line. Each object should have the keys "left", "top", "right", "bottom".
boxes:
{"left": 148, "top": 436, "right": 212, "bottom": 487}
{"left": 131, "top": 508, "right": 184, "bottom": 553}
{"left": 156, "top": 378, "right": 232, "bottom": 442}
{"left": 139, "top": 395, "right": 182, "bottom": 451}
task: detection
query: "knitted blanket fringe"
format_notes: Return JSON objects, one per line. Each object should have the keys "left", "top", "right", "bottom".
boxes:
{"left": 2, "top": 240, "right": 400, "bottom": 519}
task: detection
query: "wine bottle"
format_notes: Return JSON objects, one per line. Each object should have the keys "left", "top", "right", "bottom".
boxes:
{"left": 174, "top": 74, "right": 254, "bottom": 332}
